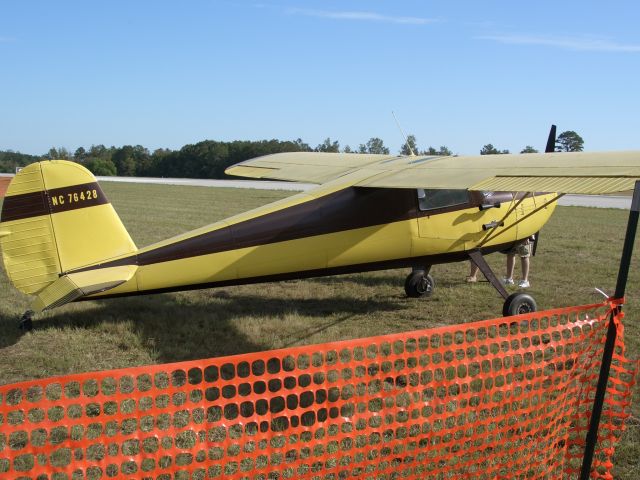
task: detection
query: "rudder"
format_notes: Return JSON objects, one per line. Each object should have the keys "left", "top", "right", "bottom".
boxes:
{"left": 0, "top": 161, "right": 137, "bottom": 297}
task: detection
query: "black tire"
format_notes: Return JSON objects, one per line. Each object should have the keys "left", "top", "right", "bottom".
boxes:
{"left": 18, "top": 310, "right": 34, "bottom": 331}
{"left": 502, "top": 293, "right": 537, "bottom": 316}
{"left": 404, "top": 271, "right": 435, "bottom": 298}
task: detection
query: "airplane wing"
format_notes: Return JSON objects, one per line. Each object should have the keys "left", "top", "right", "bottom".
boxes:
{"left": 225, "top": 152, "right": 397, "bottom": 184}
{"left": 226, "top": 151, "right": 640, "bottom": 194}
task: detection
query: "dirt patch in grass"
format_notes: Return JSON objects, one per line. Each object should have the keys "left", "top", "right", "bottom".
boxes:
{"left": 0, "top": 177, "right": 10, "bottom": 198}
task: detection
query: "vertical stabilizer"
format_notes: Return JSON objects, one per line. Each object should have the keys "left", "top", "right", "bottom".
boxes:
{"left": 0, "top": 161, "right": 137, "bottom": 296}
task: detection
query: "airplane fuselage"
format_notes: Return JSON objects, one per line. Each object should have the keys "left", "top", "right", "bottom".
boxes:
{"left": 81, "top": 180, "right": 556, "bottom": 299}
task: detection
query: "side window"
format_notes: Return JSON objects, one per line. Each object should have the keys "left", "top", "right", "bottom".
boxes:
{"left": 417, "top": 188, "right": 470, "bottom": 211}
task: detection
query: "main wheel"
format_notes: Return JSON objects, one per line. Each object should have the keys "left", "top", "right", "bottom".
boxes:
{"left": 502, "top": 293, "right": 537, "bottom": 316}
{"left": 404, "top": 271, "right": 435, "bottom": 298}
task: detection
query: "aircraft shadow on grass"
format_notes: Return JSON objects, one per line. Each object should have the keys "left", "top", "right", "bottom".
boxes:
{"left": 307, "top": 273, "right": 406, "bottom": 288}
{"left": 308, "top": 272, "right": 472, "bottom": 290}
{"left": 0, "top": 292, "right": 404, "bottom": 363}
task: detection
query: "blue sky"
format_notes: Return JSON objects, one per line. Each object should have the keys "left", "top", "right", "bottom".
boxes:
{"left": 1, "top": 1, "right": 639, "bottom": 156}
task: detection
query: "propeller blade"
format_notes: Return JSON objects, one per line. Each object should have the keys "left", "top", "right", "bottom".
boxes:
{"left": 545, "top": 125, "right": 557, "bottom": 153}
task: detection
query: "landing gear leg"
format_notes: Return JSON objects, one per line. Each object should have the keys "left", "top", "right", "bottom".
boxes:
{"left": 19, "top": 310, "right": 34, "bottom": 331}
{"left": 467, "top": 249, "right": 538, "bottom": 316}
{"left": 404, "top": 266, "right": 435, "bottom": 298}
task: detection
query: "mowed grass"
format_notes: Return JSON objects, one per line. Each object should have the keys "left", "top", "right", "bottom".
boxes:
{"left": 1, "top": 182, "right": 639, "bottom": 478}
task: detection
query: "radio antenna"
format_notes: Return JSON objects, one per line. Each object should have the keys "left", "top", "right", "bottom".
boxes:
{"left": 392, "top": 111, "right": 415, "bottom": 156}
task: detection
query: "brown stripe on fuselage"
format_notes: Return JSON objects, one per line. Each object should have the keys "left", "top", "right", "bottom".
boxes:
{"left": 70, "top": 188, "right": 535, "bottom": 277}
{"left": 0, "top": 182, "right": 108, "bottom": 222}
{"left": 74, "top": 187, "right": 425, "bottom": 271}
{"left": 73, "top": 188, "right": 520, "bottom": 276}
{"left": 137, "top": 187, "right": 419, "bottom": 265}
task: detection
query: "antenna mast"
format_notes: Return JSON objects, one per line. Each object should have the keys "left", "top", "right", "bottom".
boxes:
{"left": 392, "top": 111, "right": 415, "bottom": 156}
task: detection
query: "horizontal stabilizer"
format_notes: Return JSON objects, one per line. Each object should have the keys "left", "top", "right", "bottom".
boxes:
{"left": 32, "top": 265, "right": 137, "bottom": 312}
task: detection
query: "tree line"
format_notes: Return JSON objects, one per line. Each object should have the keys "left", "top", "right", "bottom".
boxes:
{"left": 0, "top": 130, "right": 584, "bottom": 178}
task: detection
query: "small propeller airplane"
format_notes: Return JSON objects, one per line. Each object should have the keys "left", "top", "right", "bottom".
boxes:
{"left": 2, "top": 127, "right": 640, "bottom": 330}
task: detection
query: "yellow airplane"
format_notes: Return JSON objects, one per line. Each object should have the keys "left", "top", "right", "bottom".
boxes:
{"left": 1, "top": 144, "right": 640, "bottom": 330}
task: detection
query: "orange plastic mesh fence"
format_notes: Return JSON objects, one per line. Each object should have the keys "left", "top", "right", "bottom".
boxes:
{"left": 0, "top": 301, "right": 636, "bottom": 480}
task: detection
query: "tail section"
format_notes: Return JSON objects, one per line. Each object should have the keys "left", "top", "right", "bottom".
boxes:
{"left": 0, "top": 161, "right": 138, "bottom": 309}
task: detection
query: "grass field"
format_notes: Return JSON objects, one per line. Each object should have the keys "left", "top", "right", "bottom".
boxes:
{"left": 1, "top": 182, "right": 639, "bottom": 478}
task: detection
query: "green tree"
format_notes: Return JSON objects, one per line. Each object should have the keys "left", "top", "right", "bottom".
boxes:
{"left": 112, "top": 145, "right": 151, "bottom": 176}
{"left": 88, "top": 144, "right": 110, "bottom": 159}
{"left": 315, "top": 137, "right": 340, "bottom": 153}
{"left": 520, "top": 146, "right": 538, "bottom": 154}
{"left": 480, "top": 144, "right": 509, "bottom": 155}
{"left": 132, "top": 145, "right": 153, "bottom": 175}
{"left": 112, "top": 146, "right": 137, "bottom": 176}
{"left": 343, "top": 145, "right": 353, "bottom": 153}
{"left": 423, "top": 146, "right": 452, "bottom": 156}
{"left": 555, "top": 131, "right": 584, "bottom": 152}
{"left": 293, "top": 138, "right": 312, "bottom": 151}
{"left": 45, "top": 147, "right": 71, "bottom": 160}
{"left": 81, "top": 144, "right": 117, "bottom": 176}
{"left": 361, "top": 137, "right": 389, "bottom": 154}
{"left": 400, "top": 134, "right": 418, "bottom": 156}
{"left": 0, "top": 150, "right": 40, "bottom": 173}
{"left": 74, "top": 147, "right": 87, "bottom": 162}
{"left": 85, "top": 158, "right": 117, "bottom": 176}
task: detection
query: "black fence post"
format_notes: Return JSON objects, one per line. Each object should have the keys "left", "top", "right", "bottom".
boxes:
{"left": 579, "top": 180, "right": 640, "bottom": 479}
